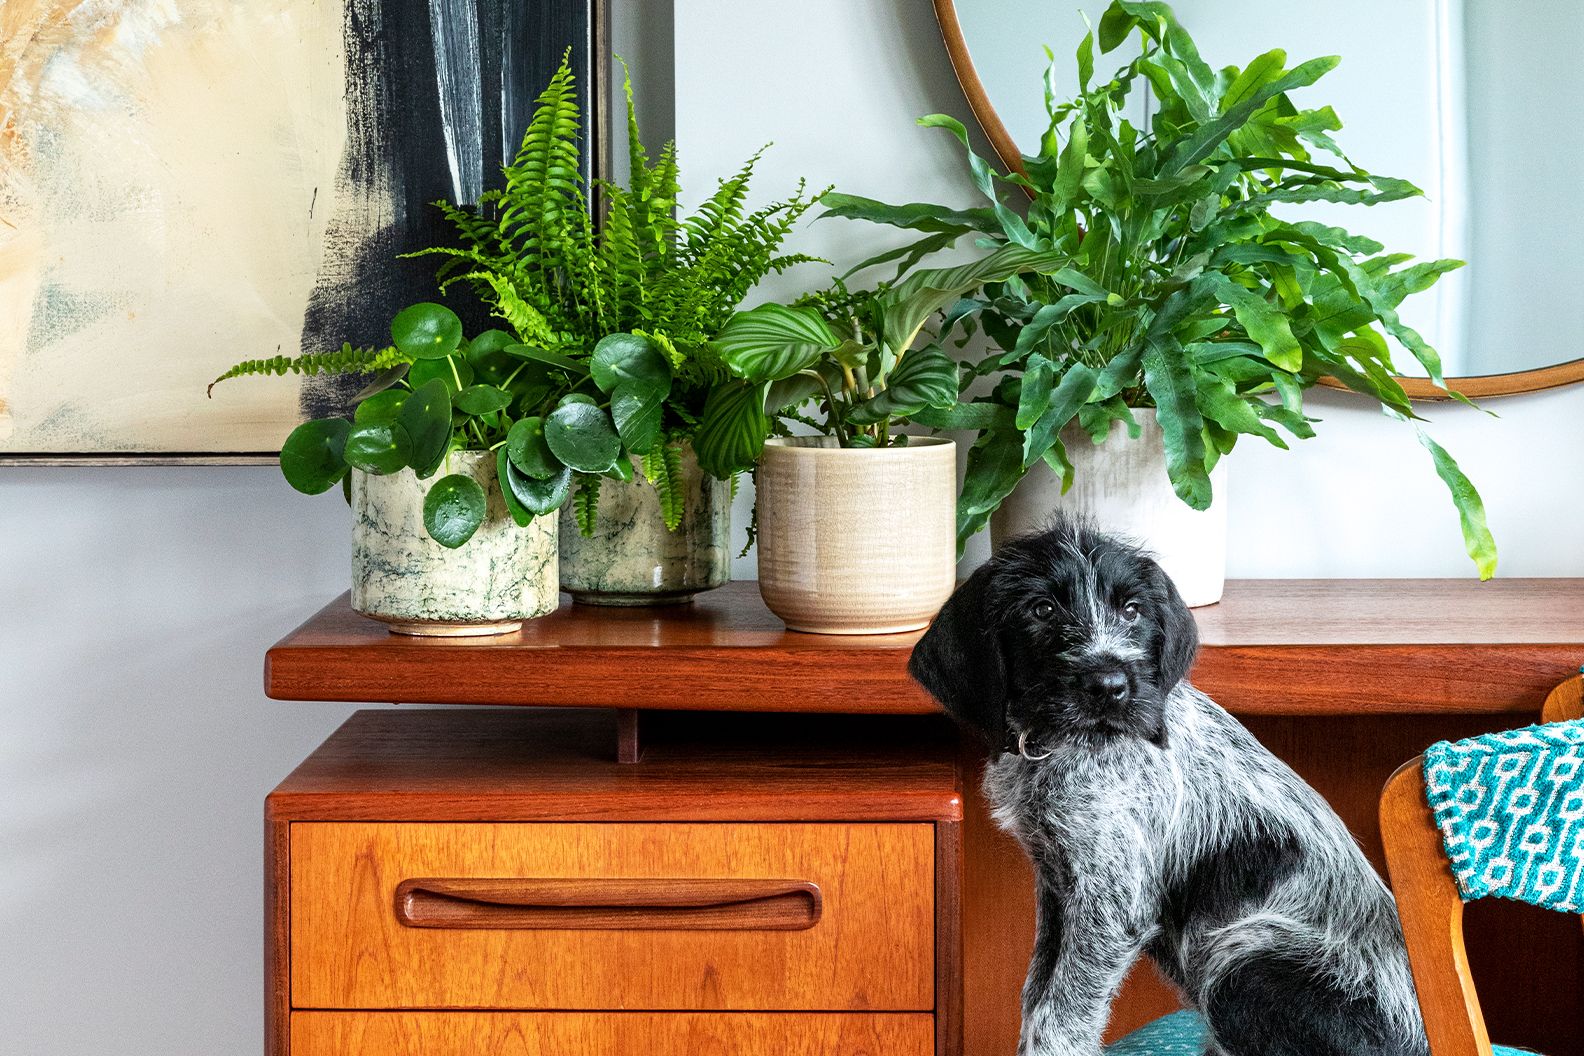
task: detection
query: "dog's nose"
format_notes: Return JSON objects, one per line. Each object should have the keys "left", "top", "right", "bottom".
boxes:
{"left": 1091, "top": 670, "right": 1129, "bottom": 704}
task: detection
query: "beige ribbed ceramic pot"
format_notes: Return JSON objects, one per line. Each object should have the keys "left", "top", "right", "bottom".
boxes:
{"left": 756, "top": 436, "right": 957, "bottom": 634}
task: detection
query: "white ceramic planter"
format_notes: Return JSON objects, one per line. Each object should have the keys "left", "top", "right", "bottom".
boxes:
{"left": 351, "top": 450, "right": 559, "bottom": 635}
{"left": 757, "top": 436, "right": 957, "bottom": 634}
{"left": 990, "top": 408, "right": 1228, "bottom": 607}
{"left": 558, "top": 442, "right": 731, "bottom": 606}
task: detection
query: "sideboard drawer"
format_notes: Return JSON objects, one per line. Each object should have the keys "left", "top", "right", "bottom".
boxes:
{"left": 290, "top": 822, "right": 934, "bottom": 1011}
{"left": 291, "top": 1011, "right": 935, "bottom": 1055}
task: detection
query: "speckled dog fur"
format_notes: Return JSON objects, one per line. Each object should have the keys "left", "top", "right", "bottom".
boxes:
{"left": 910, "top": 517, "right": 1428, "bottom": 1056}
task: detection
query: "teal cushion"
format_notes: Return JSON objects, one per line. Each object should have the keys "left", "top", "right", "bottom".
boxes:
{"left": 1104, "top": 1011, "right": 1541, "bottom": 1055}
{"left": 1105, "top": 1011, "right": 1206, "bottom": 1055}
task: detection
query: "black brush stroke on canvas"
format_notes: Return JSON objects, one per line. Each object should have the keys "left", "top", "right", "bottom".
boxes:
{"left": 299, "top": 0, "right": 600, "bottom": 420}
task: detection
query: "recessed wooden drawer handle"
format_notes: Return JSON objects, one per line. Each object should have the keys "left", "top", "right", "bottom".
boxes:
{"left": 394, "top": 877, "right": 823, "bottom": 931}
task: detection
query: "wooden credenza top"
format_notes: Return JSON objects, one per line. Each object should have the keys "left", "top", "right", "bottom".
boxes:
{"left": 266, "top": 579, "right": 1584, "bottom": 717}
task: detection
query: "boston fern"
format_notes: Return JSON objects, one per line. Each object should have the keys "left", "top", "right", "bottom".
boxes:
{"left": 823, "top": 0, "right": 1496, "bottom": 576}
{"left": 409, "top": 53, "right": 822, "bottom": 528}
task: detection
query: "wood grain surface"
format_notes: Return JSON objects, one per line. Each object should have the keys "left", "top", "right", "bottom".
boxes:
{"left": 289, "top": 1011, "right": 935, "bottom": 1056}
{"left": 265, "top": 580, "right": 1584, "bottom": 715}
{"left": 290, "top": 821, "right": 934, "bottom": 1012}
{"left": 266, "top": 709, "right": 961, "bottom": 823}
{"left": 1380, "top": 760, "right": 1493, "bottom": 1056}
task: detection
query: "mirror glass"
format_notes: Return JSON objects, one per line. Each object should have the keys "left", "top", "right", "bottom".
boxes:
{"left": 949, "top": 0, "right": 1584, "bottom": 381}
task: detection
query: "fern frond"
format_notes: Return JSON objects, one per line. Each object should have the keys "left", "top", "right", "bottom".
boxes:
{"left": 208, "top": 344, "right": 409, "bottom": 395}
{"left": 594, "top": 179, "right": 645, "bottom": 326}
{"left": 661, "top": 441, "right": 687, "bottom": 531}
{"left": 464, "top": 271, "right": 563, "bottom": 348}
{"left": 618, "top": 58, "right": 651, "bottom": 207}
{"left": 574, "top": 474, "right": 601, "bottom": 536}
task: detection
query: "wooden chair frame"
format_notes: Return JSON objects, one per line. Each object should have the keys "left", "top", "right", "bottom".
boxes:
{"left": 1379, "top": 675, "right": 1582, "bottom": 1055}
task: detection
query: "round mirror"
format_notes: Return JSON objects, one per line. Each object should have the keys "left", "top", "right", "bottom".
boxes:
{"left": 934, "top": 0, "right": 1584, "bottom": 398}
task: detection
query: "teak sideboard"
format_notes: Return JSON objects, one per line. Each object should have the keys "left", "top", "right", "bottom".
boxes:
{"left": 265, "top": 579, "right": 1584, "bottom": 1056}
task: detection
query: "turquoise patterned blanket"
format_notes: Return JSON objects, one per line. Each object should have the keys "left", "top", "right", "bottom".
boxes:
{"left": 1423, "top": 719, "right": 1584, "bottom": 912}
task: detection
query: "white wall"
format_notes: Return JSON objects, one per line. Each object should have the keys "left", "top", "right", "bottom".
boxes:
{"left": 3, "top": 1, "right": 1583, "bottom": 1052}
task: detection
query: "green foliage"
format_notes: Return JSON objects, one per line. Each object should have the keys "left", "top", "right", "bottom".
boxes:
{"left": 226, "top": 302, "right": 624, "bottom": 546}
{"left": 217, "top": 54, "right": 818, "bottom": 539}
{"left": 640, "top": 441, "right": 687, "bottom": 531}
{"left": 409, "top": 51, "right": 823, "bottom": 502}
{"left": 821, "top": 0, "right": 1495, "bottom": 576}
{"left": 573, "top": 474, "right": 601, "bottom": 537}
{"left": 423, "top": 474, "right": 488, "bottom": 549}
{"left": 702, "top": 246, "right": 1062, "bottom": 467}
{"left": 207, "top": 343, "right": 409, "bottom": 395}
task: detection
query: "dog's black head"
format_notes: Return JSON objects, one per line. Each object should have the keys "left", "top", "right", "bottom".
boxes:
{"left": 909, "top": 516, "right": 1198, "bottom": 754}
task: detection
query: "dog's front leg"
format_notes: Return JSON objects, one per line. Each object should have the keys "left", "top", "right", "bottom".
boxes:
{"left": 1018, "top": 872, "right": 1151, "bottom": 1056}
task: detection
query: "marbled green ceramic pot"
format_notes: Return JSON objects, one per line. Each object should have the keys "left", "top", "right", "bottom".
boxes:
{"left": 351, "top": 451, "right": 559, "bottom": 635}
{"left": 558, "top": 443, "right": 731, "bottom": 606}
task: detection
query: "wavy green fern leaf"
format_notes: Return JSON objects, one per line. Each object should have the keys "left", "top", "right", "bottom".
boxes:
{"left": 208, "top": 344, "right": 409, "bottom": 396}
{"left": 638, "top": 443, "right": 686, "bottom": 531}
{"left": 574, "top": 473, "right": 601, "bottom": 536}
{"left": 660, "top": 440, "right": 686, "bottom": 531}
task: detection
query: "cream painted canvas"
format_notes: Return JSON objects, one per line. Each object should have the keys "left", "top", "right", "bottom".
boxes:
{"left": 0, "top": 0, "right": 599, "bottom": 459}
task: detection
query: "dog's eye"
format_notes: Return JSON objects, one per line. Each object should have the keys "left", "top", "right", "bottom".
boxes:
{"left": 1122, "top": 601, "right": 1141, "bottom": 621}
{"left": 1033, "top": 600, "right": 1055, "bottom": 620}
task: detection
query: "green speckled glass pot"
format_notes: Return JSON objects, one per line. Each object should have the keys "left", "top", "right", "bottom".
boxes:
{"left": 558, "top": 443, "right": 731, "bottom": 606}
{"left": 351, "top": 451, "right": 559, "bottom": 635}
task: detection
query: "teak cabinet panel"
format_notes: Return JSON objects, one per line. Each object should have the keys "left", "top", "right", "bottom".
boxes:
{"left": 290, "top": 821, "right": 935, "bottom": 1012}
{"left": 290, "top": 1011, "right": 936, "bottom": 1055}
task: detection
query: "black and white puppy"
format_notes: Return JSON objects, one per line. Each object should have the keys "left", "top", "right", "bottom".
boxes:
{"left": 910, "top": 518, "right": 1428, "bottom": 1056}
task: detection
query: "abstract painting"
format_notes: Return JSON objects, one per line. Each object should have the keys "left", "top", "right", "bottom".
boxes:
{"left": 0, "top": 0, "right": 602, "bottom": 459}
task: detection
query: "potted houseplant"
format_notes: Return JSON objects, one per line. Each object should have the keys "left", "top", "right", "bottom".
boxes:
{"left": 822, "top": 0, "right": 1496, "bottom": 605}
{"left": 707, "top": 245, "right": 1060, "bottom": 633}
{"left": 210, "top": 302, "right": 630, "bottom": 634}
{"left": 414, "top": 56, "right": 820, "bottom": 604}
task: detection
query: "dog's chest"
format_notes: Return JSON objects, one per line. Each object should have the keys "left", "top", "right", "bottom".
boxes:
{"left": 984, "top": 742, "right": 1171, "bottom": 861}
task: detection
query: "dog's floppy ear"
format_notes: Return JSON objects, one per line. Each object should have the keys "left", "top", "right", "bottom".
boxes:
{"left": 1153, "top": 566, "right": 1199, "bottom": 693}
{"left": 909, "top": 561, "right": 1007, "bottom": 748}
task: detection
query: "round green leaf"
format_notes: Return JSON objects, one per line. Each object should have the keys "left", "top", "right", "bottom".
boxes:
{"left": 280, "top": 418, "right": 350, "bottom": 495}
{"left": 610, "top": 384, "right": 663, "bottom": 455}
{"left": 454, "top": 384, "right": 513, "bottom": 416}
{"left": 604, "top": 455, "right": 635, "bottom": 482}
{"left": 558, "top": 392, "right": 597, "bottom": 407}
{"left": 422, "top": 473, "right": 487, "bottom": 548}
{"left": 354, "top": 389, "right": 407, "bottom": 425}
{"left": 506, "top": 416, "right": 559, "bottom": 479}
{"left": 495, "top": 448, "right": 534, "bottom": 527}
{"left": 502, "top": 456, "right": 573, "bottom": 516}
{"left": 465, "top": 329, "right": 517, "bottom": 384}
{"left": 391, "top": 303, "right": 463, "bottom": 360}
{"left": 544, "top": 402, "right": 622, "bottom": 473}
{"left": 400, "top": 378, "right": 453, "bottom": 478}
{"left": 591, "top": 332, "right": 672, "bottom": 397}
{"left": 409, "top": 356, "right": 473, "bottom": 395}
{"left": 343, "top": 420, "right": 412, "bottom": 475}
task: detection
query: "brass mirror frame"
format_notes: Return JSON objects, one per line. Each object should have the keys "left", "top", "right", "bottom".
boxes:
{"left": 931, "top": 0, "right": 1584, "bottom": 400}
